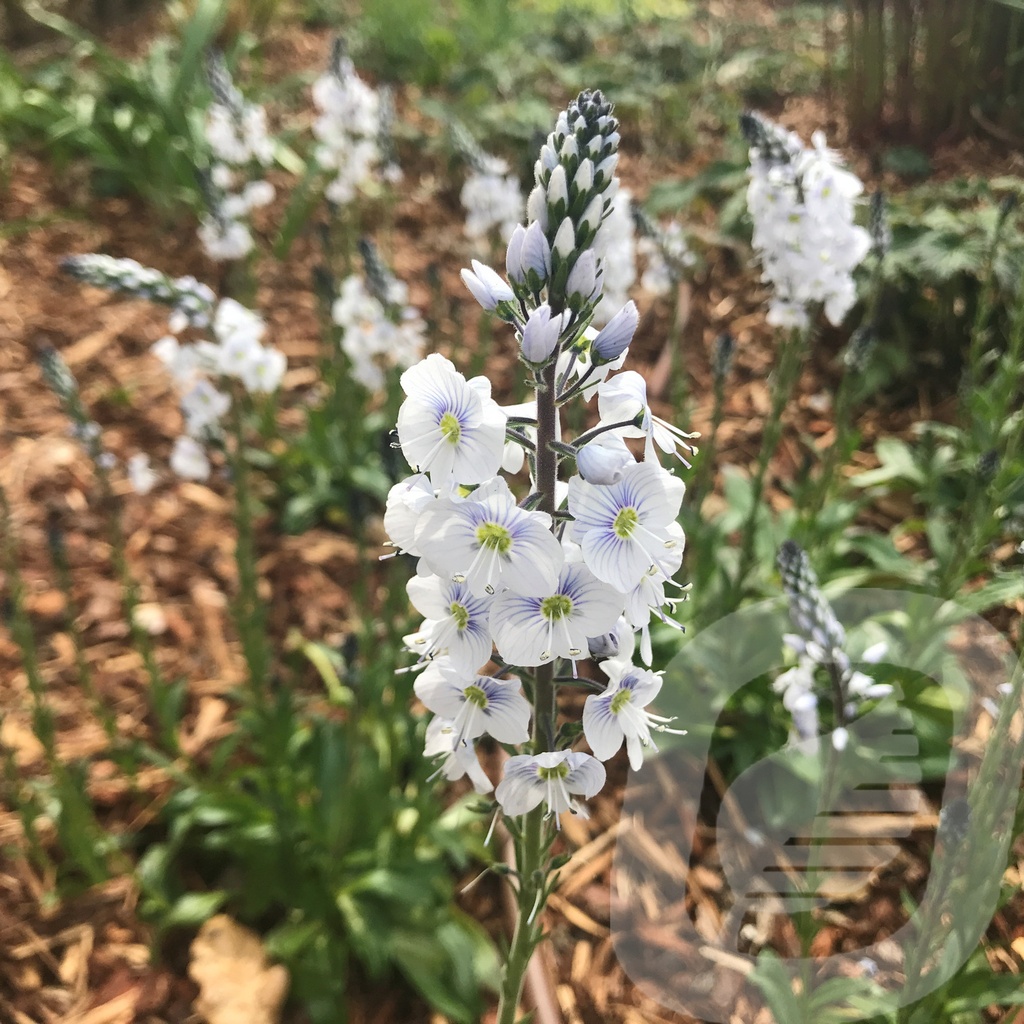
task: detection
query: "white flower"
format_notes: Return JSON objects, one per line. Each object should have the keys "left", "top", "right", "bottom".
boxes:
{"left": 568, "top": 461, "right": 685, "bottom": 593}
{"left": 396, "top": 354, "right": 507, "bottom": 486}
{"left": 495, "top": 750, "right": 605, "bottom": 824}
{"left": 170, "top": 436, "right": 211, "bottom": 481}
{"left": 214, "top": 298, "right": 266, "bottom": 349}
{"left": 181, "top": 379, "right": 230, "bottom": 436}
{"left": 414, "top": 659, "right": 531, "bottom": 748}
{"left": 383, "top": 474, "right": 436, "bottom": 557}
{"left": 417, "top": 478, "right": 564, "bottom": 598}
{"left": 127, "top": 453, "right": 158, "bottom": 495}
{"left": 424, "top": 717, "right": 493, "bottom": 793}
{"left": 596, "top": 370, "right": 699, "bottom": 466}
{"left": 198, "top": 217, "right": 253, "bottom": 262}
{"left": 590, "top": 301, "right": 639, "bottom": 363}
{"left": 583, "top": 663, "right": 684, "bottom": 769}
{"left": 239, "top": 346, "right": 286, "bottom": 393}
{"left": 491, "top": 562, "right": 623, "bottom": 668}
{"left": 406, "top": 574, "right": 495, "bottom": 672}
{"left": 622, "top": 543, "right": 685, "bottom": 664}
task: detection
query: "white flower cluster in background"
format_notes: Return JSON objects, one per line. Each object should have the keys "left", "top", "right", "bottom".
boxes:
{"left": 200, "top": 52, "right": 276, "bottom": 262}
{"left": 152, "top": 295, "right": 285, "bottom": 480}
{"left": 388, "top": 91, "right": 698, "bottom": 824}
{"left": 312, "top": 40, "right": 397, "bottom": 205}
{"left": 743, "top": 112, "right": 871, "bottom": 331}
{"left": 331, "top": 259, "right": 425, "bottom": 392}
{"left": 635, "top": 212, "right": 695, "bottom": 297}
{"left": 460, "top": 153, "right": 524, "bottom": 245}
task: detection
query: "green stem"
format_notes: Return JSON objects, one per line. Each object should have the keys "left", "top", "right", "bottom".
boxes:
{"left": 733, "top": 326, "right": 808, "bottom": 604}
{"left": 228, "top": 392, "right": 271, "bottom": 702}
{"left": 495, "top": 359, "right": 559, "bottom": 1024}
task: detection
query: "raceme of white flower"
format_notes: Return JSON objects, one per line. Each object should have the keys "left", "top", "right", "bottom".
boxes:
{"left": 311, "top": 40, "right": 391, "bottom": 205}
{"left": 330, "top": 271, "right": 425, "bottom": 392}
{"left": 461, "top": 153, "right": 525, "bottom": 245}
{"left": 64, "top": 252, "right": 286, "bottom": 480}
{"left": 776, "top": 540, "right": 893, "bottom": 750}
{"left": 743, "top": 111, "right": 871, "bottom": 330}
{"left": 384, "top": 90, "right": 694, "bottom": 830}
{"left": 61, "top": 255, "right": 215, "bottom": 329}
{"left": 200, "top": 53, "right": 276, "bottom": 263}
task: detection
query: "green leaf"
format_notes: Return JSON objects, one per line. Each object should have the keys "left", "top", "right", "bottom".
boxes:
{"left": 162, "top": 890, "right": 228, "bottom": 928}
{"left": 957, "top": 572, "right": 1024, "bottom": 613}
{"left": 749, "top": 951, "right": 802, "bottom": 1022}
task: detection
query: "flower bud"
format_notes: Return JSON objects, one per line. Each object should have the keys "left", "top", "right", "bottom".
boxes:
{"left": 591, "top": 300, "right": 638, "bottom": 362}
{"left": 576, "top": 433, "right": 634, "bottom": 484}
{"left": 573, "top": 159, "right": 594, "bottom": 195}
{"left": 522, "top": 221, "right": 552, "bottom": 281}
{"left": 579, "top": 194, "right": 604, "bottom": 235}
{"left": 566, "top": 249, "right": 598, "bottom": 301}
{"left": 595, "top": 153, "right": 618, "bottom": 185}
{"left": 527, "top": 184, "right": 548, "bottom": 230}
{"left": 506, "top": 225, "right": 527, "bottom": 284}
{"left": 520, "top": 303, "right": 562, "bottom": 364}
{"left": 461, "top": 260, "right": 514, "bottom": 311}
{"left": 553, "top": 217, "right": 575, "bottom": 259}
{"left": 559, "top": 135, "right": 579, "bottom": 162}
{"left": 547, "top": 165, "right": 568, "bottom": 211}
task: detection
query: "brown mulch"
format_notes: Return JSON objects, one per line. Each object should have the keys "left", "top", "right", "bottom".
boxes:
{"left": 3, "top": 6, "right": 1024, "bottom": 1024}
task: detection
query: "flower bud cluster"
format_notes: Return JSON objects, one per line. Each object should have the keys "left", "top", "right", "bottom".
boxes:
{"left": 311, "top": 39, "right": 396, "bottom": 205}
{"left": 524, "top": 89, "right": 621, "bottom": 315}
{"left": 743, "top": 112, "right": 871, "bottom": 330}
{"left": 200, "top": 52, "right": 276, "bottom": 262}
{"left": 61, "top": 255, "right": 215, "bottom": 330}
{"left": 775, "top": 540, "right": 892, "bottom": 751}
{"left": 153, "top": 294, "right": 285, "bottom": 480}
{"left": 387, "top": 92, "right": 696, "bottom": 824}
{"left": 65, "top": 249, "right": 286, "bottom": 483}
{"left": 331, "top": 243, "right": 425, "bottom": 392}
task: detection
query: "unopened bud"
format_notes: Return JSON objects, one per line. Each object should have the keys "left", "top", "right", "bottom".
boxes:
{"left": 547, "top": 165, "right": 568, "bottom": 212}
{"left": 520, "top": 304, "right": 562, "bottom": 364}
{"left": 553, "top": 217, "right": 576, "bottom": 259}
{"left": 527, "top": 184, "right": 548, "bottom": 230}
{"left": 522, "top": 221, "right": 551, "bottom": 283}
{"left": 566, "top": 249, "right": 598, "bottom": 302}
{"left": 460, "top": 260, "right": 514, "bottom": 311}
{"left": 506, "top": 225, "right": 527, "bottom": 284}
{"left": 591, "top": 300, "right": 638, "bottom": 363}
